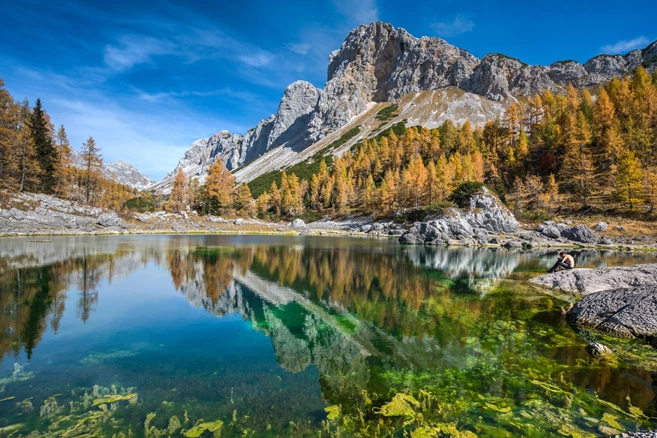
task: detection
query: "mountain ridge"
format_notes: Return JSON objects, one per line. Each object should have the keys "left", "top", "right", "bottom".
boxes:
{"left": 153, "top": 22, "right": 657, "bottom": 192}
{"left": 70, "top": 149, "right": 155, "bottom": 191}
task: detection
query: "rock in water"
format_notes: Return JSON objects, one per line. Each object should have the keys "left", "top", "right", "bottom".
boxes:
{"left": 529, "top": 263, "right": 657, "bottom": 295}
{"left": 566, "top": 287, "right": 657, "bottom": 338}
{"left": 585, "top": 343, "right": 613, "bottom": 360}
{"left": 399, "top": 187, "right": 518, "bottom": 245}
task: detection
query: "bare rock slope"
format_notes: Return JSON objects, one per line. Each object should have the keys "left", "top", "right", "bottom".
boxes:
{"left": 157, "top": 22, "right": 657, "bottom": 191}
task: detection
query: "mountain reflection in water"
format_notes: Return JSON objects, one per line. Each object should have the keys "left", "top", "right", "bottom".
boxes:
{"left": 0, "top": 235, "right": 656, "bottom": 436}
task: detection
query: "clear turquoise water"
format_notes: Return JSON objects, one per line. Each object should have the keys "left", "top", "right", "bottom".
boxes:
{"left": 0, "top": 235, "right": 655, "bottom": 437}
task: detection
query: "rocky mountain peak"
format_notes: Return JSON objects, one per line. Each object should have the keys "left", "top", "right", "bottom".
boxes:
{"left": 156, "top": 22, "right": 657, "bottom": 191}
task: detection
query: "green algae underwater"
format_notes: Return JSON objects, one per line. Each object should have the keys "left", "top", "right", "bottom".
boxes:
{"left": 0, "top": 235, "right": 655, "bottom": 437}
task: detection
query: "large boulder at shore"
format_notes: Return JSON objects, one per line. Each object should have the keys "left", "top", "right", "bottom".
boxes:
{"left": 529, "top": 263, "right": 657, "bottom": 295}
{"left": 399, "top": 187, "right": 518, "bottom": 245}
{"left": 566, "top": 287, "right": 657, "bottom": 338}
{"left": 560, "top": 224, "right": 599, "bottom": 244}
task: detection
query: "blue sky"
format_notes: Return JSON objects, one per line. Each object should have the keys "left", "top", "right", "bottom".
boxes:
{"left": 1, "top": 0, "right": 655, "bottom": 180}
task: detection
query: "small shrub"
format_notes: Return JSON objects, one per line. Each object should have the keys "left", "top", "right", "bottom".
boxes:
{"left": 394, "top": 202, "right": 456, "bottom": 223}
{"left": 448, "top": 182, "right": 487, "bottom": 208}
{"left": 375, "top": 104, "right": 399, "bottom": 122}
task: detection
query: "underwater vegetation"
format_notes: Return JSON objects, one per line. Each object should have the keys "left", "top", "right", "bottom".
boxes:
{"left": 2, "top": 237, "right": 657, "bottom": 436}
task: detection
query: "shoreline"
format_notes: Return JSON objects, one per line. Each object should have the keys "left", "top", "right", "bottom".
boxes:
{"left": 2, "top": 223, "right": 657, "bottom": 247}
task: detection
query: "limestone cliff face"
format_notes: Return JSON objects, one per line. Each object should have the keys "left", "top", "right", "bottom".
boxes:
{"left": 157, "top": 22, "right": 657, "bottom": 190}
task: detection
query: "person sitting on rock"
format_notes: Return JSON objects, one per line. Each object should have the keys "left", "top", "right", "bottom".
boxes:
{"left": 548, "top": 251, "right": 575, "bottom": 273}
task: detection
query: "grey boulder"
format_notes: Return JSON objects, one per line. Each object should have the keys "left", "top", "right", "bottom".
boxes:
{"left": 399, "top": 187, "right": 517, "bottom": 246}
{"left": 594, "top": 221, "right": 608, "bottom": 232}
{"left": 530, "top": 263, "right": 657, "bottom": 295}
{"left": 567, "top": 287, "right": 657, "bottom": 338}
{"left": 540, "top": 225, "right": 561, "bottom": 239}
{"left": 291, "top": 218, "right": 307, "bottom": 229}
{"left": 561, "top": 224, "right": 599, "bottom": 244}
{"left": 97, "top": 212, "right": 122, "bottom": 228}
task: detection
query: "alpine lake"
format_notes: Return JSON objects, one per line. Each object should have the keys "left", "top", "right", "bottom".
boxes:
{"left": 0, "top": 235, "right": 656, "bottom": 437}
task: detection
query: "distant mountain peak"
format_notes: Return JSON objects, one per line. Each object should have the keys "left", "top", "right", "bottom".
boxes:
{"left": 70, "top": 149, "right": 154, "bottom": 191}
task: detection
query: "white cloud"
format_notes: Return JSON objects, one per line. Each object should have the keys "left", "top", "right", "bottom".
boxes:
{"left": 332, "top": 0, "right": 379, "bottom": 25}
{"left": 238, "top": 52, "right": 274, "bottom": 68}
{"left": 286, "top": 42, "right": 311, "bottom": 55}
{"left": 104, "top": 36, "right": 176, "bottom": 71}
{"left": 601, "top": 36, "right": 650, "bottom": 54}
{"left": 431, "top": 15, "right": 475, "bottom": 38}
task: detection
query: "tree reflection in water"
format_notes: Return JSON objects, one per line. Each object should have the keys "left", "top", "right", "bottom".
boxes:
{"left": 0, "top": 236, "right": 656, "bottom": 436}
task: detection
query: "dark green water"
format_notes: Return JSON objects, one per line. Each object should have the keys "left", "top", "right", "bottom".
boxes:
{"left": 0, "top": 235, "right": 655, "bottom": 437}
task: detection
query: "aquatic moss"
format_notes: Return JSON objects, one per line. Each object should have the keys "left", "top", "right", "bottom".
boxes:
{"left": 184, "top": 420, "right": 224, "bottom": 437}
{"left": 91, "top": 393, "right": 137, "bottom": 406}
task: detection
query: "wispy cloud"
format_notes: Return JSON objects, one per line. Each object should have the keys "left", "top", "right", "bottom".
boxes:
{"left": 431, "top": 15, "right": 475, "bottom": 38}
{"left": 332, "top": 0, "right": 379, "bottom": 25}
{"left": 104, "top": 36, "right": 176, "bottom": 71}
{"left": 601, "top": 36, "right": 650, "bottom": 54}
{"left": 238, "top": 52, "right": 274, "bottom": 68}
{"left": 286, "top": 42, "right": 311, "bottom": 55}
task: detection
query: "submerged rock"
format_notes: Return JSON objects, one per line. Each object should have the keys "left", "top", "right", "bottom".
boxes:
{"left": 567, "top": 287, "right": 657, "bottom": 338}
{"left": 529, "top": 263, "right": 657, "bottom": 295}
{"left": 585, "top": 343, "right": 613, "bottom": 360}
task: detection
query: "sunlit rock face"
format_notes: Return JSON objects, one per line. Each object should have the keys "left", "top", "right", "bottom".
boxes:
{"left": 399, "top": 187, "right": 519, "bottom": 246}
{"left": 157, "top": 23, "right": 657, "bottom": 191}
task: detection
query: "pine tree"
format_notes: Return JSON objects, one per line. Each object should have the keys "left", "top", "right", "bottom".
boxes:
{"left": 308, "top": 174, "right": 321, "bottom": 210}
{"left": 80, "top": 136, "right": 102, "bottom": 204}
{"left": 545, "top": 174, "right": 559, "bottom": 212}
{"left": 16, "top": 124, "right": 38, "bottom": 192}
{"left": 361, "top": 174, "right": 377, "bottom": 212}
{"left": 524, "top": 175, "right": 545, "bottom": 211}
{"left": 188, "top": 177, "right": 202, "bottom": 210}
{"left": 509, "top": 177, "right": 528, "bottom": 216}
{"left": 168, "top": 168, "right": 188, "bottom": 213}
{"left": 0, "top": 79, "right": 18, "bottom": 187}
{"left": 434, "top": 155, "right": 454, "bottom": 201}
{"left": 53, "top": 125, "right": 73, "bottom": 197}
{"left": 644, "top": 168, "right": 657, "bottom": 212}
{"left": 30, "top": 98, "right": 57, "bottom": 193}
{"left": 269, "top": 181, "right": 281, "bottom": 215}
{"left": 256, "top": 192, "right": 271, "bottom": 215}
{"left": 204, "top": 158, "right": 235, "bottom": 214}
{"left": 615, "top": 150, "right": 644, "bottom": 209}
{"left": 234, "top": 184, "right": 254, "bottom": 215}
{"left": 380, "top": 169, "right": 396, "bottom": 214}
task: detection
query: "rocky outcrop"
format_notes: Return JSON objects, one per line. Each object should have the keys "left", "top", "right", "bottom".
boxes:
{"left": 0, "top": 192, "right": 128, "bottom": 235}
{"left": 157, "top": 22, "right": 657, "bottom": 190}
{"left": 529, "top": 263, "right": 657, "bottom": 295}
{"left": 566, "top": 287, "right": 657, "bottom": 338}
{"left": 399, "top": 187, "right": 518, "bottom": 246}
